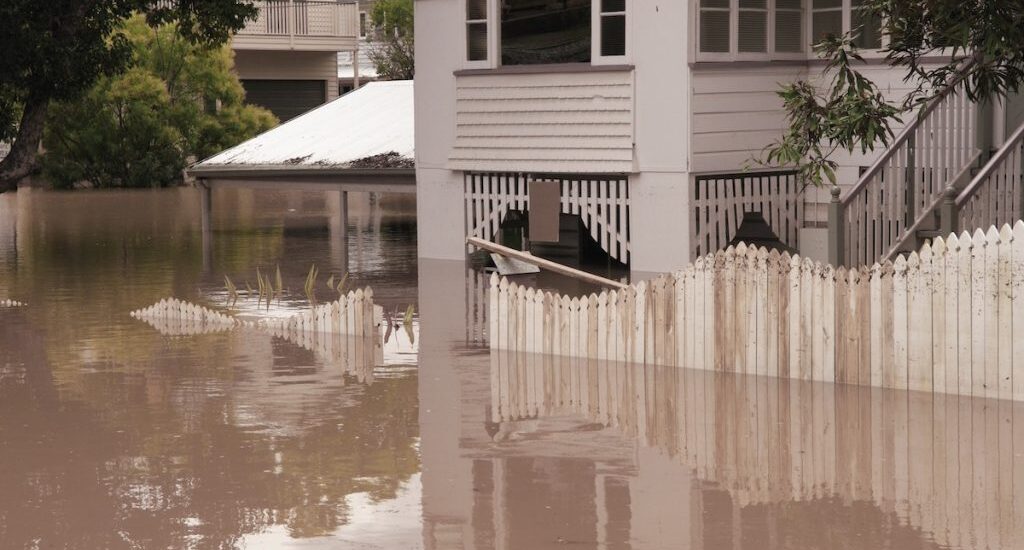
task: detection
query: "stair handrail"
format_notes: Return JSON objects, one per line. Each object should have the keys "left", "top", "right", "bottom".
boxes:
{"left": 840, "top": 61, "right": 975, "bottom": 208}
{"left": 952, "top": 118, "right": 1024, "bottom": 232}
{"left": 956, "top": 120, "right": 1024, "bottom": 207}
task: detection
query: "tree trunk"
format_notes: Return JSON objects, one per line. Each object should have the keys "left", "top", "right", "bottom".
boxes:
{"left": 0, "top": 98, "right": 49, "bottom": 193}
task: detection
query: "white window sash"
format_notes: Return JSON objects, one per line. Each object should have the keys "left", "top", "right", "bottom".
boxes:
{"left": 463, "top": 0, "right": 498, "bottom": 69}
{"left": 593, "top": 0, "right": 630, "bottom": 65}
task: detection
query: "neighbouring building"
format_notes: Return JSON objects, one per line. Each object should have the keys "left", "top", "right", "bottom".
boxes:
{"left": 415, "top": 0, "right": 1024, "bottom": 275}
{"left": 338, "top": 0, "right": 381, "bottom": 94}
{"left": 232, "top": 0, "right": 361, "bottom": 121}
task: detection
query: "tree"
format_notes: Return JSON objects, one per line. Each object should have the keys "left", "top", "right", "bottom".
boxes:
{"left": 367, "top": 0, "right": 414, "bottom": 81}
{"left": 0, "top": 0, "right": 257, "bottom": 192}
{"left": 759, "top": 0, "right": 1024, "bottom": 188}
{"left": 42, "top": 16, "right": 276, "bottom": 189}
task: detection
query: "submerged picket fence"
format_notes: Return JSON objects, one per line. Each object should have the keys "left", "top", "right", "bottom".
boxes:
{"left": 131, "top": 290, "right": 384, "bottom": 370}
{"left": 489, "top": 221, "right": 1024, "bottom": 401}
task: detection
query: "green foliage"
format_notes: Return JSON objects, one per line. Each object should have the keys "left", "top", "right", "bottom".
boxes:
{"left": 367, "top": 0, "right": 414, "bottom": 80}
{"left": 42, "top": 16, "right": 277, "bottom": 189}
{"left": 0, "top": 0, "right": 256, "bottom": 188}
{"left": 755, "top": 36, "right": 900, "bottom": 188}
{"left": 761, "top": 0, "right": 1024, "bottom": 188}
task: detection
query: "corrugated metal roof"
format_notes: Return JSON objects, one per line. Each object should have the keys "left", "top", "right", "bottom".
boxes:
{"left": 195, "top": 80, "right": 413, "bottom": 169}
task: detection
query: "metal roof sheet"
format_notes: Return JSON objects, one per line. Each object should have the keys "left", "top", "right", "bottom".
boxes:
{"left": 195, "top": 80, "right": 413, "bottom": 169}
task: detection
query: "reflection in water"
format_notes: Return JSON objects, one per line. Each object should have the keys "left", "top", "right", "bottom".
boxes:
{"left": 488, "top": 349, "right": 1024, "bottom": 549}
{"left": 0, "top": 188, "right": 420, "bottom": 548}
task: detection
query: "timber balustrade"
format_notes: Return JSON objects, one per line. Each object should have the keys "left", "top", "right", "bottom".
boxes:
{"left": 490, "top": 221, "right": 1024, "bottom": 401}
{"left": 830, "top": 67, "right": 979, "bottom": 266}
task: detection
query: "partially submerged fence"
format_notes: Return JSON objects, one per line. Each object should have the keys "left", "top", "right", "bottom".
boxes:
{"left": 132, "top": 290, "right": 384, "bottom": 368}
{"left": 489, "top": 221, "right": 1024, "bottom": 401}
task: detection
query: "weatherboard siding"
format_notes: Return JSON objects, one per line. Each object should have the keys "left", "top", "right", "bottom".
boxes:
{"left": 449, "top": 70, "right": 635, "bottom": 173}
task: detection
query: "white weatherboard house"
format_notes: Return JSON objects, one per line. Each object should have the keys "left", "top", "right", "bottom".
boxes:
{"left": 414, "top": 0, "right": 1024, "bottom": 275}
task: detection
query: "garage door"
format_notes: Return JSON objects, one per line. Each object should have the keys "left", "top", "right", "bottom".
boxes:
{"left": 241, "top": 79, "right": 326, "bottom": 122}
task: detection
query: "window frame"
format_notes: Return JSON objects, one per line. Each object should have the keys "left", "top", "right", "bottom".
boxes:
{"left": 695, "top": 0, "right": 887, "bottom": 63}
{"left": 463, "top": 0, "right": 498, "bottom": 69}
{"left": 696, "top": 0, "right": 808, "bottom": 62}
{"left": 463, "top": 0, "right": 630, "bottom": 69}
{"left": 359, "top": 11, "right": 368, "bottom": 39}
{"left": 593, "top": 0, "right": 631, "bottom": 65}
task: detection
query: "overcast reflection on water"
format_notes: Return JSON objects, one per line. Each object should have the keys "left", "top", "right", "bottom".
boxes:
{"left": 1, "top": 188, "right": 1021, "bottom": 549}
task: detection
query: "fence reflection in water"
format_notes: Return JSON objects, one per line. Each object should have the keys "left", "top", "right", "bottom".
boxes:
{"left": 490, "top": 349, "right": 1024, "bottom": 549}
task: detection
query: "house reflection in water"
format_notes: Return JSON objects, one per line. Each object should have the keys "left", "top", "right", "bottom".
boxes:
{"left": 419, "top": 260, "right": 1024, "bottom": 550}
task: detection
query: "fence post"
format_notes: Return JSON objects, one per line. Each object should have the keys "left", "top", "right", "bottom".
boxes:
{"left": 939, "top": 186, "right": 958, "bottom": 238}
{"left": 828, "top": 185, "right": 845, "bottom": 266}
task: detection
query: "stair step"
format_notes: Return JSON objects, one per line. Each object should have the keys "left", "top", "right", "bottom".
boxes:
{"left": 916, "top": 229, "right": 942, "bottom": 239}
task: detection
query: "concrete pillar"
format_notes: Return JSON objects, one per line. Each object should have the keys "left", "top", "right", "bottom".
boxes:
{"left": 416, "top": 168, "right": 466, "bottom": 261}
{"left": 329, "top": 189, "right": 349, "bottom": 274}
{"left": 628, "top": 172, "right": 691, "bottom": 278}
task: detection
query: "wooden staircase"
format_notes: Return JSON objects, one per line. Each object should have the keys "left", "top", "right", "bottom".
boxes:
{"left": 830, "top": 67, "right": 983, "bottom": 266}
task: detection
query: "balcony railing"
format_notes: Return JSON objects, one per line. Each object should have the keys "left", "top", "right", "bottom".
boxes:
{"left": 234, "top": 0, "right": 359, "bottom": 49}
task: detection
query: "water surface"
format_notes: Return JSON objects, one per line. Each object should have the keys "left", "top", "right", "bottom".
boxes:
{"left": 1, "top": 188, "right": 1021, "bottom": 549}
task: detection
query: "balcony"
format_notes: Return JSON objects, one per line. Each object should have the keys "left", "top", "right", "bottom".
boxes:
{"left": 232, "top": 0, "right": 359, "bottom": 52}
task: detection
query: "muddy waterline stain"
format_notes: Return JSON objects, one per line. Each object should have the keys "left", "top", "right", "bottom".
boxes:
{"left": 1, "top": 188, "right": 1019, "bottom": 549}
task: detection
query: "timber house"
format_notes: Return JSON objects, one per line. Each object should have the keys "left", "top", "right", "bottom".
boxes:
{"left": 413, "top": 0, "right": 1024, "bottom": 275}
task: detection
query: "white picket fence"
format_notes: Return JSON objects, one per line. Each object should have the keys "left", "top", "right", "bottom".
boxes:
{"left": 490, "top": 355, "right": 1024, "bottom": 549}
{"left": 131, "top": 298, "right": 239, "bottom": 336}
{"left": 132, "top": 290, "right": 384, "bottom": 370}
{"left": 489, "top": 221, "right": 1024, "bottom": 401}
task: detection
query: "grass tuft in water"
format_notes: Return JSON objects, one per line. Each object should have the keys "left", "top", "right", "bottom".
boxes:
{"left": 304, "top": 264, "right": 319, "bottom": 307}
{"left": 224, "top": 275, "right": 239, "bottom": 307}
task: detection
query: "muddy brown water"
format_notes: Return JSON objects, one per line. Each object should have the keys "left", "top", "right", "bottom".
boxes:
{"left": 0, "top": 188, "right": 1020, "bottom": 549}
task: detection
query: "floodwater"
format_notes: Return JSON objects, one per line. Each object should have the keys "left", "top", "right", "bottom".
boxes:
{"left": 1, "top": 188, "right": 1022, "bottom": 549}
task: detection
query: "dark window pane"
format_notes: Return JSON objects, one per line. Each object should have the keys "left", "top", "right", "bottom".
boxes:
{"left": 700, "top": 10, "right": 730, "bottom": 53}
{"left": 501, "top": 0, "right": 591, "bottom": 65}
{"left": 851, "top": 3, "right": 882, "bottom": 49}
{"left": 776, "top": 0, "right": 801, "bottom": 9}
{"left": 738, "top": 11, "right": 766, "bottom": 52}
{"left": 775, "top": 10, "right": 803, "bottom": 52}
{"left": 813, "top": 0, "right": 841, "bottom": 8}
{"left": 602, "top": 0, "right": 625, "bottom": 13}
{"left": 701, "top": 0, "right": 729, "bottom": 9}
{"left": 601, "top": 15, "right": 626, "bottom": 56}
{"left": 467, "top": 22, "right": 488, "bottom": 61}
{"left": 739, "top": 0, "right": 766, "bottom": 8}
{"left": 467, "top": 0, "right": 487, "bottom": 21}
{"left": 812, "top": 10, "right": 842, "bottom": 44}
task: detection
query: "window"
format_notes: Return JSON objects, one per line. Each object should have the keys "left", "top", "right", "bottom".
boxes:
{"left": 697, "top": 0, "right": 883, "bottom": 61}
{"left": 699, "top": 0, "right": 730, "bottom": 54}
{"left": 850, "top": 0, "right": 882, "bottom": 49}
{"left": 738, "top": 0, "right": 768, "bottom": 53}
{"left": 359, "top": 11, "right": 368, "bottom": 39}
{"left": 599, "top": 0, "right": 627, "bottom": 58}
{"left": 699, "top": 0, "right": 804, "bottom": 59}
{"left": 502, "top": 0, "right": 592, "bottom": 65}
{"left": 466, "top": 0, "right": 489, "bottom": 63}
{"left": 775, "top": 0, "right": 803, "bottom": 52}
{"left": 810, "top": 0, "right": 842, "bottom": 45}
{"left": 464, "top": 0, "right": 628, "bottom": 67}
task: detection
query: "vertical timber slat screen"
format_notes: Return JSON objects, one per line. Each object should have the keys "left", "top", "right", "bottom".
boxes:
{"left": 490, "top": 221, "right": 1024, "bottom": 401}
{"left": 465, "top": 172, "right": 631, "bottom": 264}
{"left": 691, "top": 171, "right": 801, "bottom": 260}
